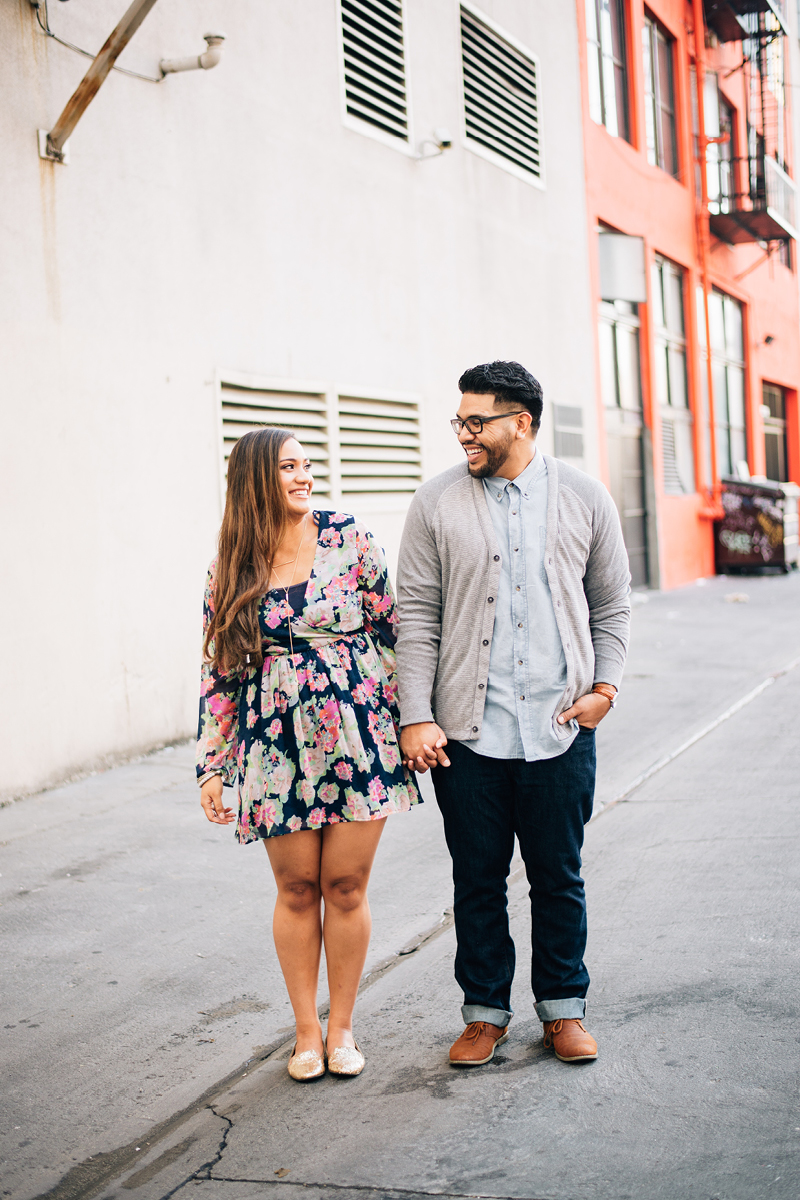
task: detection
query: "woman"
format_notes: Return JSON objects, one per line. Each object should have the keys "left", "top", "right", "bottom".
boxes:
{"left": 197, "top": 427, "right": 420, "bottom": 1082}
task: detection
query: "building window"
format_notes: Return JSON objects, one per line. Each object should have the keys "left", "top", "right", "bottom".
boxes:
{"left": 218, "top": 377, "right": 421, "bottom": 507}
{"left": 642, "top": 14, "right": 678, "bottom": 177}
{"left": 652, "top": 256, "right": 694, "bottom": 493}
{"left": 762, "top": 383, "right": 788, "bottom": 481}
{"left": 460, "top": 5, "right": 542, "bottom": 182}
{"left": 585, "top": 0, "right": 629, "bottom": 141}
{"left": 340, "top": 0, "right": 409, "bottom": 143}
{"left": 705, "top": 81, "right": 734, "bottom": 214}
{"left": 598, "top": 299, "right": 641, "bottom": 411}
{"left": 701, "top": 290, "right": 747, "bottom": 478}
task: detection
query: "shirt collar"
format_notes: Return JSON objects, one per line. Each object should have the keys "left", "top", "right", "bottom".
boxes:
{"left": 484, "top": 449, "right": 544, "bottom": 501}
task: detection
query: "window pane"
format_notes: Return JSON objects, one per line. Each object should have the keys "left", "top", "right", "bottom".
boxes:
{"left": 729, "top": 427, "right": 747, "bottom": 471}
{"left": 708, "top": 291, "right": 726, "bottom": 353}
{"left": 723, "top": 297, "right": 744, "bottom": 360}
{"left": 651, "top": 260, "right": 665, "bottom": 328}
{"left": 668, "top": 346, "right": 688, "bottom": 407}
{"left": 675, "top": 415, "right": 696, "bottom": 493}
{"left": 616, "top": 324, "right": 642, "bottom": 410}
{"left": 598, "top": 319, "right": 618, "bottom": 407}
{"left": 664, "top": 265, "right": 684, "bottom": 334}
{"left": 602, "top": 52, "right": 620, "bottom": 137}
{"left": 642, "top": 22, "right": 657, "bottom": 165}
{"left": 712, "top": 360, "right": 729, "bottom": 424}
{"left": 654, "top": 340, "right": 670, "bottom": 407}
{"left": 726, "top": 365, "right": 745, "bottom": 428}
{"left": 585, "top": 0, "right": 599, "bottom": 41}
{"left": 656, "top": 29, "right": 677, "bottom": 176}
{"left": 587, "top": 45, "right": 604, "bottom": 123}
{"left": 716, "top": 422, "right": 732, "bottom": 477}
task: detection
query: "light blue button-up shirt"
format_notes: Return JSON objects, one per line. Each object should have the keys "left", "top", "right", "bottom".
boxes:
{"left": 464, "top": 451, "right": 569, "bottom": 762}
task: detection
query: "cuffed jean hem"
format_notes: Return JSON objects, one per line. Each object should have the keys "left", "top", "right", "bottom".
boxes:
{"left": 461, "top": 1004, "right": 513, "bottom": 1028}
{"left": 534, "top": 997, "right": 586, "bottom": 1022}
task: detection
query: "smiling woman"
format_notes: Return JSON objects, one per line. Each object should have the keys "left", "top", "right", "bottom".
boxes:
{"left": 195, "top": 426, "right": 421, "bottom": 1083}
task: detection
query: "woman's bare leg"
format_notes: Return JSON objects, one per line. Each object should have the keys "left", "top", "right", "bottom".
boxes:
{"left": 264, "top": 829, "right": 324, "bottom": 1056}
{"left": 320, "top": 818, "right": 386, "bottom": 1050}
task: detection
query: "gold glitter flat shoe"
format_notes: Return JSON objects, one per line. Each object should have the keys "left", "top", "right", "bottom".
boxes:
{"left": 326, "top": 1039, "right": 365, "bottom": 1077}
{"left": 287, "top": 1043, "right": 326, "bottom": 1082}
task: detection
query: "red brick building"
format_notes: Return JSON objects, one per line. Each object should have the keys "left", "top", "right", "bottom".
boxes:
{"left": 577, "top": 0, "right": 798, "bottom": 588}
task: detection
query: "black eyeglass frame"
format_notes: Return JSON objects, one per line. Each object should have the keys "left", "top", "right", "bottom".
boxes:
{"left": 450, "top": 411, "right": 528, "bottom": 435}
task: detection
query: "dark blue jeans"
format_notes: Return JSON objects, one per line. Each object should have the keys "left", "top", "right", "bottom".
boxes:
{"left": 432, "top": 730, "right": 596, "bottom": 1026}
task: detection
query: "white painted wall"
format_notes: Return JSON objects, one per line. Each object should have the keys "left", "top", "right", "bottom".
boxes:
{"left": 0, "top": 0, "right": 596, "bottom": 798}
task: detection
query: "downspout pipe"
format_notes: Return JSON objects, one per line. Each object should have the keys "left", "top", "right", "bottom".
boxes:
{"left": 160, "top": 32, "right": 225, "bottom": 76}
{"left": 691, "top": 0, "right": 725, "bottom": 519}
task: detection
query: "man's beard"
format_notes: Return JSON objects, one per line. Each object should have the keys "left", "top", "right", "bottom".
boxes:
{"left": 465, "top": 430, "right": 515, "bottom": 478}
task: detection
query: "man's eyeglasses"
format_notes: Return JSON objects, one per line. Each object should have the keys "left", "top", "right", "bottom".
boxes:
{"left": 450, "top": 411, "right": 527, "bottom": 435}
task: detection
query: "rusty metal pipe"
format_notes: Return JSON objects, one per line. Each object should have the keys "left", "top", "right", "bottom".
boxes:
{"left": 45, "top": 0, "right": 160, "bottom": 160}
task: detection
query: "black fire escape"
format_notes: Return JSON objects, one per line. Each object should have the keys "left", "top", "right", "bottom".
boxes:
{"left": 703, "top": 1, "right": 796, "bottom": 244}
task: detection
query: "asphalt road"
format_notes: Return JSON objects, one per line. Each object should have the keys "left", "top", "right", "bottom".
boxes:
{"left": 1, "top": 570, "right": 799, "bottom": 1200}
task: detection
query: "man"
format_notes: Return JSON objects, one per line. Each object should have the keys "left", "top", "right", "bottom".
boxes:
{"left": 395, "top": 360, "right": 630, "bottom": 1067}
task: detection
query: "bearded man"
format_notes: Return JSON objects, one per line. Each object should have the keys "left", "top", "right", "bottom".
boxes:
{"left": 395, "top": 360, "right": 630, "bottom": 1066}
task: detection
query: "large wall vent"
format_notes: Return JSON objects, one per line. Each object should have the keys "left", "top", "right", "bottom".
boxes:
{"left": 460, "top": 5, "right": 542, "bottom": 181}
{"left": 220, "top": 384, "right": 331, "bottom": 499}
{"left": 341, "top": 0, "right": 409, "bottom": 141}
{"left": 337, "top": 394, "right": 422, "bottom": 498}
{"left": 553, "top": 404, "right": 584, "bottom": 461}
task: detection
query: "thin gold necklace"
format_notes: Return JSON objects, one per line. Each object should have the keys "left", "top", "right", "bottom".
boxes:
{"left": 270, "top": 512, "right": 308, "bottom": 670}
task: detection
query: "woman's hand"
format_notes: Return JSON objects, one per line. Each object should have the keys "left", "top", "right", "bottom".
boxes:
{"left": 399, "top": 722, "right": 450, "bottom": 773}
{"left": 200, "top": 775, "right": 235, "bottom": 825}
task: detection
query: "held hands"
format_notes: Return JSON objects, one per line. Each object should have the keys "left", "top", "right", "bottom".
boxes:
{"left": 557, "top": 690, "right": 612, "bottom": 731}
{"left": 200, "top": 775, "right": 235, "bottom": 825}
{"left": 399, "top": 722, "right": 450, "bottom": 774}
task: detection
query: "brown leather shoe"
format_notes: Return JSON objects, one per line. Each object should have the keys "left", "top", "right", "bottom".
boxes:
{"left": 542, "top": 1018, "right": 597, "bottom": 1062}
{"left": 449, "top": 1021, "right": 509, "bottom": 1066}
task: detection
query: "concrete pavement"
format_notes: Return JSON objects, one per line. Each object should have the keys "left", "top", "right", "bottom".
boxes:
{"left": 1, "top": 570, "right": 799, "bottom": 1200}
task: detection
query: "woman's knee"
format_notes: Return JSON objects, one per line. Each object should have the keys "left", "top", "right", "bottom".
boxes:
{"left": 277, "top": 877, "right": 321, "bottom": 913}
{"left": 321, "top": 873, "right": 368, "bottom": 913}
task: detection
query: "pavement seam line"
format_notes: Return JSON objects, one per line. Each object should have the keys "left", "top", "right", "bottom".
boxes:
{"left": 593, "top": 652, "right": 800, "bottom": 819}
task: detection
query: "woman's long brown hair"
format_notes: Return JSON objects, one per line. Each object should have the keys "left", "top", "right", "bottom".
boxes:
{"left": 203, "top": 427, "right": 294, "bottom": 672}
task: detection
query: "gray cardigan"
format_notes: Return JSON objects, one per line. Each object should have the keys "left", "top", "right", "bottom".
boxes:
{"left": 395, "top": 456, "right": 631, "bottom": 745}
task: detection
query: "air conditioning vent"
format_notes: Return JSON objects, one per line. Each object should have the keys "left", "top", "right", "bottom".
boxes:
{"left": 220, "top": 385, "right": 331, "bottom": 498}
{"left": 341, "top": 0, "right": 409, "bottom": 141}
{"left": 553, "top": 404, "right": 584, "bottom": 461}
{"left": 460, "top": 5, "right": 542, "bottom": 180}
{"left": 660, "top": 415, "right": 683, "bottom": 495}
{"left": 337, "top": 394, "right": 422, "bottom": 497}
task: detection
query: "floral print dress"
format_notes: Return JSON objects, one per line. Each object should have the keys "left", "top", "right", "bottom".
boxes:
{"left": 197, "top": 512, "right": 421, "bottom": 843}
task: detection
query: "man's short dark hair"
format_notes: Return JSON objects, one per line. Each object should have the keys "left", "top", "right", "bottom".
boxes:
{"left": 458, "top": 361, "right": 544, "bottom": 430}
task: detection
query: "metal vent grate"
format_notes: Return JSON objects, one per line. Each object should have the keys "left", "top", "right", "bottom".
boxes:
{"left": 337, "top": 394, "right": 421, "bottom": 497}
{"left": 460, "top": 5, "right": 541, "bottom": 179}
{"left": 553, "top": 404, "right": 584, "bottom": 460}
{"left": 220, "top": 385, "right": 331, "bottom": 498}
{"left": 341, "top": 0, "right": 408, "bottom": 141}
{"left": 660, "top": 416, "right": 683, "bottom": 495}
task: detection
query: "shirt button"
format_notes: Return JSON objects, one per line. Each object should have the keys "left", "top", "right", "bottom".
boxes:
{"left": 511, "top": 510, "right": 517, "bottom": 515}
{"left": 518, "top": 660, "right": 523, "bottom": 665}
{"left": 520, "top": 695, "right": 525, "bottom": 701}
{"left": 478, "top": 683, "right": 485, "bottom": 689}
{"left": 517, "top": 622, "right": 523, "bottom": 628}
{"left": 488, "top": 597, "right": 494, "bottom": 603}
{"left": 516, "top": 585, "right": 521, "bottom": 591}
{"left": 482, "top": 639, "right": 489, "bottom": 646}
{"left": 493, "top": 555, "right": 500, "bottom": 561}
{"left": 472, "top": 726, "right": 478, "bottom": 733}
{"left": 514, "top": 547, "right": 519, "bottom": 552}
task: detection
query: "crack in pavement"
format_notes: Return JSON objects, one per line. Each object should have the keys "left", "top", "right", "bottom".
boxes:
{"left": 183, "top": 1179, "right": 555, "bottom": 1200}
{"left": 160, "top": 1105, "right": 234, "bottom": 1199}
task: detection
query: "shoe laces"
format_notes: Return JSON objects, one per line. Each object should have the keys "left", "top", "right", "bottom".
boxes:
{"left": 463, "top": 1021, "right": 488, "bottom": 1043}
{"left": 543, "top": 1018, "right": 586, "bottom": 1048}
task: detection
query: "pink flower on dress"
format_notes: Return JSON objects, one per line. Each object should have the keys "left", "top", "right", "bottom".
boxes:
{"left": 286, "top": 815, "right": 303, "bottom": 832}
{"left": 334, "top": 762, "right": 353, "bottom": 781}
{"left": 269, "top": 719, "right": 282, "bottom": 736}
{"left": 255, "top": 801, "right": 278, "bottom": 831}
{"left": 319, "top": 782, "right": 339, "bottom": 804}
{"left": 246, "top": 709, "right": 257, "bottom": 728}
{"left": 308, "top": 807, "right": 326, "bottom": 827}
{"left": 298, "top": 780, "right": 315, "bottom": 803}
{"left": 367, "top": 778, "right": 386, "bottom": 804}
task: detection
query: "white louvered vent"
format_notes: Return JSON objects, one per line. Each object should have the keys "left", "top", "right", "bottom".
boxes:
{"left": 460, "top": 5, "right": 542, "bottom": 181}
{"left": 337, "top": 394, "right": 421, "bottom": 497}
{"left": 553, "top": 404, "right": 584, "bottom": 460}
{"left": 341, "top": 0, "right": 409, "bottom": 141}
{"left": 220, "top": 385, "right": 331, "bottom": 498}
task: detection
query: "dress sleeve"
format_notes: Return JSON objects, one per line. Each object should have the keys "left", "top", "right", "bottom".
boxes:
{"left": 356, "top": 529, "right": 398, "bottom": 651}
{"left": 196, "top": 562, "right": 246, "bottom": 787}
